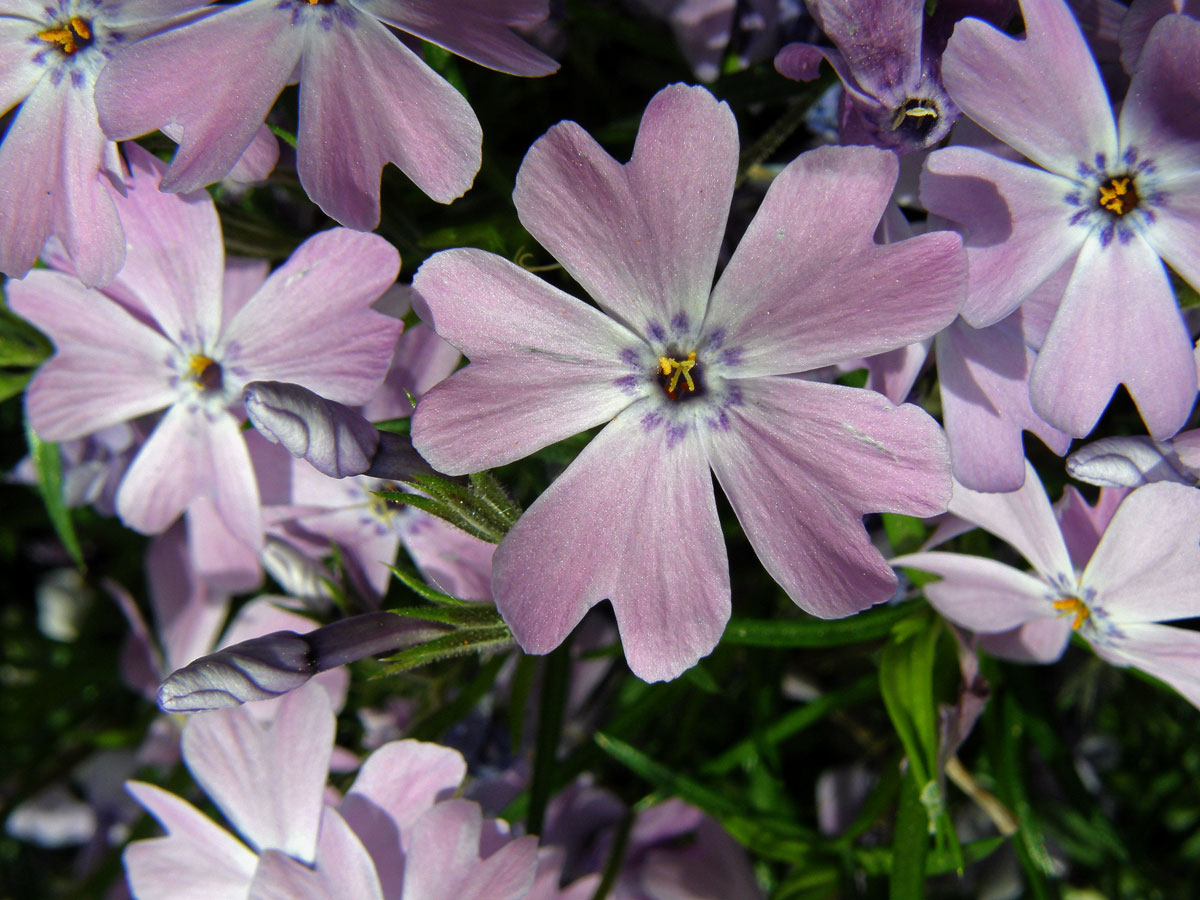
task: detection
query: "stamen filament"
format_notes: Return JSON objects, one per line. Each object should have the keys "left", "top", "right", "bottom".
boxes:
{"left": 1052, "top": 596, "right": 1091, "bottom": 630}
{"left": 658, "top": 351, "right": 697, "bottom": 394}
{"left": 38, "top": 16, "right": 91, "bottom": 54}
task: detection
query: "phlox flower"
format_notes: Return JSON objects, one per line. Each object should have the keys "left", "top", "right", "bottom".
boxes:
{"left": 411, "top": 84, "right": 965, "bottom": 681}
{"left": 93, "top": 0, "right": 559, "bottom": 229}
{"left": 892, "top": 464, "right": 1200, "bottom": 707}
{"left": 123, "top": 682, "right": 539, "bottom": 900}
{"left": 774, "top": 0, "right": 1013, "bottom": 153}
{"left": 10, "top": 144, "right": 402, "bottom": 549}
{"left": 0, "top": 0, "right": 204, "bottom": 284}
{"left": 921, "top": 0, "right": 1200, "bottom": 438}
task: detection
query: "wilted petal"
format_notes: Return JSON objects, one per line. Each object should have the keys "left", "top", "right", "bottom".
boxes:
{"left": 492, "top": 408, "right": 729, "bottom": 682}
{"left": 704, "top": 377, "right": 950, "bottom": 618}
{"left": 245, "top": 381, "right": 380, "bottom": 478}
{"left": 513, "top": 84, "right": 737, "bottom": 336}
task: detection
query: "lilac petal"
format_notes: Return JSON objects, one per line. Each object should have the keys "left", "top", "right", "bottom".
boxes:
{"left": 1174, "top": 428, "right": 1200, "bottom": 471}
{"left": 221, "top": 229, "right": 402, "bottom": 403}
{"left": 1090, "top": 622, "right": 1200, "bottom": 710}
{"left": 364, "top": 0, "right": 559, "bottom": 76}
{"left": 402, "top": 800, "right": 538, "bottom": 900}
{"left": 920, "top": 147, "right": 1085, "bottom": 327}
{"left": 805, "top": 0, "right": 924, "bottom": 93}
{"left": 0, "top": 77, "right": 120, "bottom": 285}
{"left": 341, "top": 740, "right": 467, "bottom": 894}
{"left": 186, "top": 497, "right": 264, "bottom": 594}
{"left": 124, "top": 782, "right": 257, "bottom": 900}
{"left": 863, "top": 339, "right": 931, "bottom": 405}
{"left": 937, "top": 317, "right": 1070, "bottom": 492}
{"left": 1082, "top": 482, "right": 1200, "bottom": 623}
{"left": 222, "top": 257, "right": 271, "bottom": 323}
{"left": 181, "top": 683, "right": 334, "bottom": 862}
{"left": 1145, "top": 172, "right": 1200, "bottom": 297}
{"left": 11, "top": 274, "right": 176, "bottom": 440}
{"left": 298, "top": 11, "right": 481, "bottom": 225}
{"left": 103, "top": 143, "right": 224, "bottom": 346}
{"left": 410, "top": 250, "right": 639, "bottom": 474}
{"left": 707, "top": 145, "right": 965, "bottom": 375}
{"left": 400, "top": 512, "right": 496, "bottom": 601}
{"left": 1031, "top": 232, "right": 1196, "bottom": 439}
{"left": 774, "top": 42, "right": 831, "bottom": 82}
{"left": 245, "top": 381, "right": 380, "bottom": 478}
{"left": 228, "top": 124, "right": 280, "bottom": 183}
{"left": 947, "top": 461, "right": 1074, "bottom": 581}
{"left": 0, "top": 17, "right": 41, "bottom": 115}
{"left": 146, "top": 525, "right": 231, "bottom": 674}
{"left": 53, "top": 80, "right": 125, "bottom": 287}
{"left": 703, "top": 377, "right": 950, "bottom": 618}
{"left": 513, "top": 84, "right": 737, "bottom": 336}
{"left": 1067, "top": 435, "right": 1194, "bottom": 487}
{"left": 249, "top": 808, "right": 384, "bottom": 900}
{"left": 890, "top": 551, "right": 1055, "bottom": 631}
{"left": 1119, "top": 14, "right": 1200, "bottom": 182}
{"left": 95, "top": 1, "right": 304, "bottom": 193}
{"left": 977, "top": 619, "right": 1071, "bottom": 663}
{"left": 1055, "top": 485, "right": 1126, "bottom": 570}
{"left": 117, "top": 405, "right": 262, "bottom": 549}
{"left": 940, "top": 0, "right": 1117, "bottom": 173}
{"left": 362, "top": 323, "right": 461, "bottom": 421}
{"left": 492, "top": 408, "right": 730, "bottom": 683}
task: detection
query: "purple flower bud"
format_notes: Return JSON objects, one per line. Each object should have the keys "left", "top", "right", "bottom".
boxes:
{"left": 157, "top": 613, "right": 441, "bottom": 712}
{"left": 1066, "top": 436, "right": 1194, "bottom": 488}
{"left": 244, "top": 381, "right": 380, "bottom": 478}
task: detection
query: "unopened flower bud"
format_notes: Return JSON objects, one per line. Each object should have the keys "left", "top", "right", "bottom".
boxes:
{"left": 157, "top": 613, "right": 441, "bottom": 712}
{"left": 244, "top": 381, "right": 379, "bottom": 478}
{"left": 1066, "top": 436, "right": 1193, "bottom": 488}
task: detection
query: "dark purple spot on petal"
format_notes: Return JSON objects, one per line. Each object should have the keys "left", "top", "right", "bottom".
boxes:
{"left": 647, "top": 320, "right": 666, "bottom": 342}
{"left": 665, "top": 424, "right": 687, "bottom": 448}
{"left": 1099, "top": 223, "right": 1114, "bottom": 247}
{"left": 670, "top": 312, "right": 689, "bottom": 335}
{"left": 640, "top": 410, "right": 662, "bottom": 431}
{"left": 619, "top": 347, "right": 639, "bottom": 366}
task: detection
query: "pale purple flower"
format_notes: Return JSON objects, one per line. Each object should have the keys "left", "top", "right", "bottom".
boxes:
{"left": 411, "top": 84, "right": 965, "bottom": 681}
{"left": 892, "top": 465, "right": 1200, "bottom": 707}
{"left": 774, "top": 0, "right": 1013, "bottom": 153}
{"left": 922, "top": 1, "right": 1200, "bottom": 438}
{"left": 93, "top": 0, "right": 558, "bottom": 230}
{"left": 10, "top": 144, "right": 403, "bottom": 549}
{"left": 124, "top": 684, "right": 539, "bottom": 900}
{"left": 1119, "top": 0, "right": 1199, "bottom": 71}
{"left": 0, "top": 0, "right": 205, "bottom": 284}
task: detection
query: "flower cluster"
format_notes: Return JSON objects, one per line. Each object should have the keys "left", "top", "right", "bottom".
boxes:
{"left": 5, "top": 0, "right": 1200, "bottom": 896}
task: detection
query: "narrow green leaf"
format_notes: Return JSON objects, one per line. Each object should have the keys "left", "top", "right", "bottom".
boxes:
{"left": 0, "top": 369, "right": 32, "bottom": 403}
{"left": 386, "top": 604, "right": 505, "bottom": 628}
{"left": 387, "top": 563, "right": 473, "bottom": 606}
{"left": 889, "top": 769, "right": 929, "bottom": 900}
{"left": 407, "top": 653, "right": 509, "bottom": 742}
{"left": 528, "top": 640, "right": 572, "bottom": 835}
{"left": 377, "top": 624, "right": 513, "bottom": 675}
{"left": 723, "top": 603, "right": 913, "bottom": 647}
{"left": 25, "top": 424, "right": 85, "bottom": 569}
{"left": 374, "top": 490, "right": 503, "bottom": 543}
{"left": 267, "top": 123, "right": 297, "bottom": 149}
{"left": 882, "top": 513, "right": 928, "bottom": 556}
{"left": 372, "top": 417, "right": 411, "bottom": 435}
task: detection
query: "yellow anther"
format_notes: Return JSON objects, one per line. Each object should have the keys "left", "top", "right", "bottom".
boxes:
{"left": 1052, "top": 596, "right": 1091, "bottom": 630}
{"left": 38, "top": 16, "right": 91, "bottom": 54}
{"left": 1098, "top": 177, "right": 1133, "bottom": 215}
{"left": 658, "top": 351, "right": 697, "bottom": 396}
{"left": 186, "top": 354, "right": 222, "bottom": 392}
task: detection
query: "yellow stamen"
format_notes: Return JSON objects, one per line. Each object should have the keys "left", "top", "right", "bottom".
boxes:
{"left": 38, "top": 16, "right": 91, "bottom": 54}
{"left": 1098, "top": 177, "right": 1133, "bottom": 215}
{"left": 658, "top": 351, "right": 697, "bottom": 395}
{"left": 186, "top": 354, "right": 223, "bottom": 392}
{"left": 1052, "top": 596, "right": 1091, "bottom": 630}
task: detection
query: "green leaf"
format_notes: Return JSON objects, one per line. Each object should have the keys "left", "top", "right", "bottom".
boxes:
{"left": 528, "top": 640, "right": 572, "bottom": 835}
{"left": 386, "top": 603, "right": 505, "bottom": 628}
{"left": 407, "top": 653, "right": 509, "bottom": 742}
{"left": 25, "top": 424, "right": 85, "bottom": 569}
{"left": 723, "top": 603, "right": 913, "bottom": 648}
{"left": 0, "top": 369, "right": 32, "bottom": 403}
{"left": 0, "top": 304, "right": 52, "bottom": 367}
{"left": 889, "top": 769, "right": 929, "bottom": 900}
{"left": 882, "top": 513, "right": 929, "bottom": 556}
{"left": 267, "top": 123, "right": 297, "bottom": 149}
{"left": 376, "top": 624, "right": 514, "bottom": 675}
{"left": 373, "top": 417, "right": 411, "bottom": 435}
{"left": 387, "top": 563, "right": 473, "bottom": 606}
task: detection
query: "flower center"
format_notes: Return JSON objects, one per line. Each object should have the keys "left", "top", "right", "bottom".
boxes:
{"left": 186, "top": 354, "right": 224, "bottom": 394}
{"left": 1096, "top": 174, "right": 1139, "bottom": 216}
{"left": 37, "top": 16, "right": 92, "bottom": 55}
{"left": 890, "top": 98, "right": 939, "bottom": 137}
{"left": 658, "top": 351, "right": 698, "bottom": 401}
{"left": 1052, "top": 595, "right": 1091, "bottom": 630}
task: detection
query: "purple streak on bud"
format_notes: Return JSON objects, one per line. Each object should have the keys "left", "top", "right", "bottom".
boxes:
{"left": 244, "top": 380, "right": 380, "bottom": 478}
{"left": 157, "top": 614, "right": 441, "bottom": 712}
